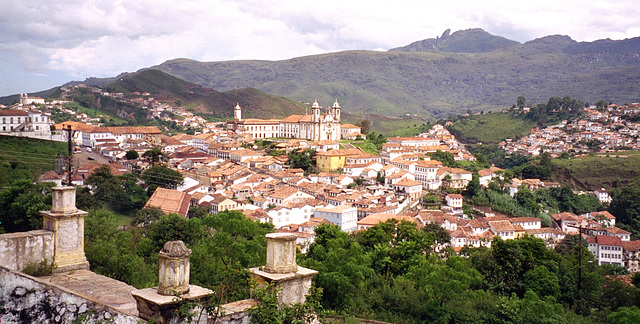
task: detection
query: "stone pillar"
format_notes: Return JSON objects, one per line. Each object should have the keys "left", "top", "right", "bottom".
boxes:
{"left": 250, "top": 233, "right": 318, "bottom": 305}
{"left": 40, "top": 186, "right": 90, "bottom": 273}
{"left": 265, "top": 233, "right": 298, "bottom": 274}
{"left": 158, "top": 241, "right": 191, "bottom": 296}
{"left": 132, "top": 240, "right": 211, "bottom": 324}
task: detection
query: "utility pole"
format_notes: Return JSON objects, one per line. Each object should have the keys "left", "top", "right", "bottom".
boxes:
{"left": 65, "top": 125, "right": 75, "bottom": 186}
{"left": 568, "top": 223, "right": 586, "bottom": 293}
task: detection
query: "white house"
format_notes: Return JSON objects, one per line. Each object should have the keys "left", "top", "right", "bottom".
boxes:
{"left": 445, "top": 194, "right": 463, "bottom": 209}
{"left": 587, "top": 235, "right": 624, "bottom": 267}
{"left": 489, "top": 220, "right": 516, "bottom": 240}
{"left": 268, "top": 202, "right": 319, "bottom": 228}
{"left": 478, "top": 166, "right": 504, "bottom": 187}
{"left": 0, "top": 109, "right": 51, "bottom": 135}
{"left": 593, "top": 188, "right": 612, "bottom": 204}
{"left": 314, "top": 204, "right": 358, "bottom": 232}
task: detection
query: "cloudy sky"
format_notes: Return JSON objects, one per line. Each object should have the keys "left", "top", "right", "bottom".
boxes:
{"left": 1, "top": 0, "right": 639, "bottom": 96}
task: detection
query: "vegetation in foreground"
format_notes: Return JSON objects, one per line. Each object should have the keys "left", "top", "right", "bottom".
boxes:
{"left": 0, "top": 136, "right": 67, "bottom": 187}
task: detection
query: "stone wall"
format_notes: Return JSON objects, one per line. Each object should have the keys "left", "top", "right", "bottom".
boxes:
{"left": 213, "top": 299, "right": 256, "bottom": 324}
{"left": 0, "top": 265, "right": 141, "bottom": 323}
{"left": 0, "top": 230, "right": 54, "bottom": 271}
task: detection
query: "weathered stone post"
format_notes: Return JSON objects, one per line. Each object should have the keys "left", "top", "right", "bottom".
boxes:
{"left": 250, "top": 233, "right": 318, "bottom": 305}
{"left": 158, "top": 241, "right": 192, "bottom": 296}
{"left": 40, "top": 186, "right": 90, "bottom": 273}
{"left": 132, "top": 240, "right": 211, "bottom": 324}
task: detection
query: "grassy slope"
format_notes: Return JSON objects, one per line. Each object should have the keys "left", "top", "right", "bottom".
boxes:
{"left": 447, "top": 112, "right": 536, "bottom": 144}
{"left": 0, "top": 136, "right": 68, "bottom": 186}
{"left": 552, "top": 151, "right": 640, "bottom": 190}
{"left": 103, "top": 70, "right": 308, "bottom": 119}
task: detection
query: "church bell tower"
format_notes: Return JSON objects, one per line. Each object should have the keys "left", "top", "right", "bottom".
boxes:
{"left": 234, "top": 103, "right": 242, "bottom": 121}
{"left": 332, "top": 99, "right": 341, "bottom": 122}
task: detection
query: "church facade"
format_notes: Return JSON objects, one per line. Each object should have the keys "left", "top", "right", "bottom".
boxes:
{"left": 227, "top": 100, "right": 342, "bottom": 141}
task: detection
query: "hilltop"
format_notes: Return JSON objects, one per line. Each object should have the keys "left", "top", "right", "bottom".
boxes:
{"left": 104, "top": 69, "right": 311, "bottom": 119}
{"left": 389, "top": 28, "right": 520, "bottom": 53}
{"left": 151, "top": 29, "right": 640, "bottom": 118}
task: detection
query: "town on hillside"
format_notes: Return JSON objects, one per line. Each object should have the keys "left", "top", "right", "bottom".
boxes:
{"left": 501, "top": 104, "right": 640, "bottom": 157}
{"left": 1, "top": 88, "right": 639, "bottom": 274}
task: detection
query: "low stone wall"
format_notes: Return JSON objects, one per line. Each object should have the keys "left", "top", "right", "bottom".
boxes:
{"left": 214, "top": 299, "right": 256, "bottom": 324}
{"left": 0, "top": 230, "right": 54, "bottom": 271}
{"left": 0, "top": 265, "right": 141, "bottom": 323}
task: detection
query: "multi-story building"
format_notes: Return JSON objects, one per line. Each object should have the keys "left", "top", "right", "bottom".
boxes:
{"left": 587, "top": 235, "right": 624, "bottom": 267}
{"left": 0, "top": 109, "right": 51, "bottom": 135}
{"left": 314, "top": 204, "right": 358, "bottom": 232}
{"left": 82, "top": 126, "right": 161, "bottom": 147}
{"left": 228, "top": 100, "right": 342, "bottom": 141}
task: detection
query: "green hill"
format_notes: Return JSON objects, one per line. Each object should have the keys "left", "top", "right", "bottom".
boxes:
{"left": 552, "top": 152, "right": 640, "bottom": 190}
{"left": 0, "top": 136, "right": 67, "bottom": 186}
{"left": 103, "top": 69, "right": 309, "bottom": 119}
{"left": 446, "top": 112, "right": 536, "bottom": 144}
{"left": 151, "top": 29, "right": 640, "bottom": 118}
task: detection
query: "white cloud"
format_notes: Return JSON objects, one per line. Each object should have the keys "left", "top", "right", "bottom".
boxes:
{"left": 1, "top": 0, "right": 639, "bottom": 95}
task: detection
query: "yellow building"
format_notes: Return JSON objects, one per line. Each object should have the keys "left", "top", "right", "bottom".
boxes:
{"left": 316, "top": 148, "right": 364, "bottom": 172}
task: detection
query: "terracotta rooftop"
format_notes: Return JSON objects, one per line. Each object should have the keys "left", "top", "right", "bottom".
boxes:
{"left": 489, "top": 220, "right": 516, "bottom": 232}
{"left": 594, "top": 235, "right": 623, "bottom": 246}
{"left": 357, "top": 213, "right": 414, "bottom": 226}
{"left": 144, "top": 188, "right": 191, "bottom": 217}
{"left": 0, "top": 109, "right": 28, "bottom": 116}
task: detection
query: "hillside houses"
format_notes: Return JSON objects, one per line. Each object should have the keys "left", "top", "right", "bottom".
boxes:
{"left": 25, "top": 97, "right": 640, "bottom": 274}
{"left": 500, "top": 105, "right": 640, "bottom": 156}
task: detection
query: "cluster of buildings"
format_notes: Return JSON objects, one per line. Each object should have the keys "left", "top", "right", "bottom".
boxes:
{"left": 551, "top": 211, "right": 640, "bottom": 272}
{"left": 7, "top": 87, "right": 638, "bottom": 272}
{"left": 500, "top": 105, "right": 640, "bottom": 157}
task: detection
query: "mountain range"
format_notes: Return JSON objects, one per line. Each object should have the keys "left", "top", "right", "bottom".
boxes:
{"left": 3, "top": 28, "right": 640, "bottom": 119}
{"left": 151, "top": 28, "right": 640, "bottom": 117}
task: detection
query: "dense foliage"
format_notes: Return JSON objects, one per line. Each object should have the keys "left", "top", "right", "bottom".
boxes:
{"left": 84, "top": 165, "right": 148, "bottom": 213}
{"left": 0, "top": 180, "right": 53, "bottom": 233}
{"left": 299, "top": 221, "right": 638, "bottom": 323}
{"left": 85, "top": 210, "right": 273, "bottom": 302}
{"left": 609, "top": 178, "right": 640, "bottom": 238}
{"left": 286, "top": 149, "right": 316, "bottom": 174}
{"left": 0, "top": 137, "right": 67, "bottom": 187}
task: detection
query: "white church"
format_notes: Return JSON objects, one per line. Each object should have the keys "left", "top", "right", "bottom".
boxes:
{"left": 227, "top": 99, "right": 348, "bottom": 141}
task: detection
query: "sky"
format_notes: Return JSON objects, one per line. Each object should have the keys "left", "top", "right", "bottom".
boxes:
{"left": 1, "top": 0, "right": 639, "bottom": 97}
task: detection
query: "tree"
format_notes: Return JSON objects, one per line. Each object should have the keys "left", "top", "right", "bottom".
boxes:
{"left": 286, "top": 149, "right": 316, "bottom": 175}
{"left": 0, "top": 179, "right": 53, "bottom": 233}
{"left": 299, "top": 224, "right": 373, "bottom": 310}
{"left": 517, "top": 95, "right": 526, "bottom": 109}
{"left": 142, "top": 165, "right": 184, "bottom": 193}
{"left": 608, "top": 307, "right": 640, "bottom": 324}
{"left": 609, "top": 179, "right": 640, "bottom": 234}
{"left": 358, "top": 118, "right": 371, "bottom": 135}
{"left": 429, "top": 150, "right": 456, "bottom": 167}
{"left": 376, "top": 171, "right": 385, "bottom": 184}
{"left": 523, "top": 266, "right": 560, "bottom": 298}
{"left": 85, "top": 165, "right": 127, "bottom": 205}
{"left": 125, "top": 150, "right": 139, "bottom": 160}
{"left": 515, "top": 185, "right": 540, "bottom": 212}
{"left": 188, "top": 205, "right": 210, "bottom": 219}
{"left": 133, "top": 207, "right": 165, "bottom": 226}
{"left": 422, "top": 223, "right": 451, "bottom": 249}
{"left": 85, "top": 166, "right": 147, "bottom": 213}
{"left": 142, "top": 147, "right": 164, "bottom": 166}
{"left": 465, "top": 173, "right": 481, "bottom": 198}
